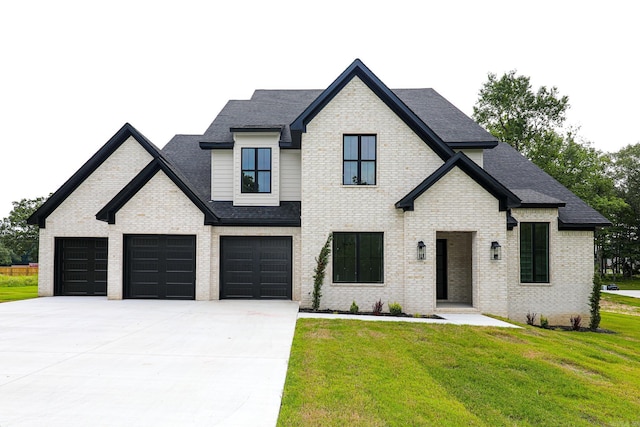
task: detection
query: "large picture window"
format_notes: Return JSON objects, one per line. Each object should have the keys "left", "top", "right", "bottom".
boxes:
{"left": 520, "top": 222, "right": 549, "bottom": 283}
{"left": 333, "top": 232, "right": 383, "bottom": 283}
{"left": 343, "top": 135, "right": 376, "bottom": 185}
{"left": 241, "top": 148, "right": 271, "bottom": 193}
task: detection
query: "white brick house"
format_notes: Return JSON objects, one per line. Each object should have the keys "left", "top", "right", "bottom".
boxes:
{"left": 29, "top": 59, "right": 609, "bottom": 323}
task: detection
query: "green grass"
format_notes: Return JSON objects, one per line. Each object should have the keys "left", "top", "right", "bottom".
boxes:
{"left": 605, "top": 275, "right": 640, "bottom": 290}
{"left": 278, "top": 305, "right": 640, "bottom": 426}
{"left": 0, "top": 274, "right": 38, "bottom": 302}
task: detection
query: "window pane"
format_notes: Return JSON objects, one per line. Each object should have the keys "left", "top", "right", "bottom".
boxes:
{"left": 361, "top": 161, "right": 376, "bottom": 185}
{"left": 344, "top": 136, "right": 358, "bottom": 160}
{"left": 333, "top": 233, "right": 356, "bottom": 282}
{"left": 534, "top": 224, "right": 549, "bottom": 282}
{"left": 242, "top": 172, "right": 256, "bottom": 192}
{"left": 257, "top": 148, "right": 271, "bottom": 170}
{"left": 257, "top": 171, "right": 271, "bottom": 193}
{"left": 242, "top": 148, "right": 255, "bottom": 170}
{"left": 361, "top": 136, "right": 376, "bottom": 160}
{"left": 343, "top": 161, "right": 358, "bottom": 185}
{"left": 359, "top": 233, "right": 383, "bottom": 282}
{"left": 520, "top": 223, "right": 533, "bottom": 282}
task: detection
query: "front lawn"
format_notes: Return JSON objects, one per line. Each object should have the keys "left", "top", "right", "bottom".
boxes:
{"left": 0, "top": 274, "right": 38, "bottom": 302}
{"left": 279, "top": 306, "right": 640, "bottom": 426}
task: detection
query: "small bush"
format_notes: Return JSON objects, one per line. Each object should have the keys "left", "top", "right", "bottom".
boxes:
{"left": 526, "top": 312, "right": 537, "bottom": 326}
{"left": 540, "top": 315, "right": 549, "bottom": 329}
{"left": 372, "top": 299, "right": 384, "bottom": 316}
{"left": 349, "top": 300, "right": 359, "bottom": 314}
{"left": 413, "top": 313, "right": 421, "bottom": 318}
{"left": 389, "top": 302, "right": 402, "bottom": 316}
{"left": 570, "top": 315, "right": 582, "bottom": 331}
{"left": 589, "top": 274, "right": 602, "bottom": 331}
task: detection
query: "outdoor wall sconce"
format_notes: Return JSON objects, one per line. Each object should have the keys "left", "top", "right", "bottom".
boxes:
{"left": 417, "top": 241, "right": 426, "bottom": 261}
{"left": 491, "top": 241, "right": 502, "bottom": 260}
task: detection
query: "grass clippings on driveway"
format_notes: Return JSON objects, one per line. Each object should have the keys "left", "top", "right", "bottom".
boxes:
{"left": 279, "top": 310, "right": 640, "bottom": 426}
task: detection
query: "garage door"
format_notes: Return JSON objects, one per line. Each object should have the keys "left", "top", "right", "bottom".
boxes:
{"left": 55, "top": 237, "right": 107, "bottom": 296}
{"left": 221, "top": 237, "right": 292, "bottom": 299}
{"left": 124, "top": 235, "right": 196, "bottom": 300}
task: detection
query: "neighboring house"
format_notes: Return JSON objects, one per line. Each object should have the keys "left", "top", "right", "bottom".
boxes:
{"left": 28, "top": 59, "right": 610, "bottom": 323}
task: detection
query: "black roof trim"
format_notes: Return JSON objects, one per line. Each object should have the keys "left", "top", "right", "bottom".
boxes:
{"left": 199, "top": 141, "right": 234, "bottom": 149}
{"left": 520, "top": 202, "right": 566, "bottom": 208}
{"left": 507, "top": 210, "right": 518, "bottom": 230}
{"left": 290, "top": 59, "right": 455, "bottom": 161}
{"left": 395, "top": 152, "right": 521, "bottom": 212}
{"left": 96, "top": 158, "right": 218, "bottom": 225}
{"left": 558, "top": 218, "right": 611, "bottom": 231}
{"left": 27, "top": 123, "right": 161, "bottom": 228}
{"left": 449, "top": 141, "right": 499, "bottom": 149}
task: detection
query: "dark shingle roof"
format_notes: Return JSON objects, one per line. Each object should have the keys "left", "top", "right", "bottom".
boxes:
{"left": 484, "top": 143, "right": 611, "bottom": 228}
{"left": 208, "top": 201, "right": 300, "bottom": 226}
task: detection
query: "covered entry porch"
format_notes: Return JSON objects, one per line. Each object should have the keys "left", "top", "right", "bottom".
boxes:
{"left": 435, "top": 231, "right": 476, "bottom": 311}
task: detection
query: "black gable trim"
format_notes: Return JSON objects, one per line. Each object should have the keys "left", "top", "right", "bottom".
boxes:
{"left": 449, "top": 141, "right": 499, "bottom": 149}
{"left": 557, "top": 218, "right": 610, "bottom": 231}
{"left": 200, "top": 141, "right": 234, "bottom": 149}
{"left": 290, "top": 59, "right": 455, "bottom": 161}
{"left": 507, "top": 210, "right": 518, "bottom": 230}
{"left": 229, "top": 126, "right": 283, "bottom": 133}
{"left": 28, "top": 123, "right": 161, "bottom": 228}
{"left": 395, "top": 152, "right": 521, "bottom": 212}
{"left": 96, "top": 158, "right": 218, "bottom": 225}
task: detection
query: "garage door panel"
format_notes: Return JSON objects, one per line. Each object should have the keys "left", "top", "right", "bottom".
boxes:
{"left": 221, "top": 237, "right": 291, "bottom": 299}
{"left": 55, "top": 238, "right": 108, "bottom": 296}
{"left": 125, "top": 235, "right": 195, "bottom": 300}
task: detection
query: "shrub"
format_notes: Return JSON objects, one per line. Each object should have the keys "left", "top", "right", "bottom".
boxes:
{"left": 312, "top": 233, "right": 332, "bottom": 311}
{"left": 540, "top": 315, "right": 549, "bottom": 329}
{"left": 372, "top": 299, "right": 384, "bottom": 316}
{"left": 589, "top": 274, "right": 602, "bottom": 331}
{"left": 389, "top": 302, "right": 402, "bottom": 316}
{"left": 570, "top": 315, "right": 582, "bottom": 331}
{"left": 349, "top": 300, "right": 359, "bottom": 314}
{"left": 526, "top": 312, "right": 537, "bottom": 326}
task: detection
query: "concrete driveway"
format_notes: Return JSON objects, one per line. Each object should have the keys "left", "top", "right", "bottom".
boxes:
{"left": 0, "top": 297, "right": 299, "bottom": 427}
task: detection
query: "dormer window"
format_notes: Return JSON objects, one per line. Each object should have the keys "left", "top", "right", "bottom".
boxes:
{"left": 241, "top": 148, "right": 271, "bottom": 193}
{"left": 343, "top": 135, "right": 376, "bottom": 185}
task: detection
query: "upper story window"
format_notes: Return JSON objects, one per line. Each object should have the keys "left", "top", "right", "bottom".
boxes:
{"left": 343, "top": 135, "right": 376, "bottom": 185}
{"left": 520, "top": 222, "right": 549, "bottom": 283}
{"left": 241, "top": 148, "right": 271, "bottom": 193}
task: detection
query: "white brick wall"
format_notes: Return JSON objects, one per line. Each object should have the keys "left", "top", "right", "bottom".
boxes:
{"left": 507, "top": 208, "right": 594, "bottom": 324}
{"left": 107, "top": 171, "right": 212, "bottom": 300}
{"left": 37, "top": 137, "right": 154, "bottom": 296}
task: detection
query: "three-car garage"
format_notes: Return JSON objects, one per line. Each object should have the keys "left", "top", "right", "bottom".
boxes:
{"left": 54, "top": 235, "right": 292, "bottom": 300}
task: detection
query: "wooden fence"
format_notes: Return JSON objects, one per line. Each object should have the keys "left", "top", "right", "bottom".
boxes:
{"left": 0, "top": 266, "right": 39, "bottom": 276}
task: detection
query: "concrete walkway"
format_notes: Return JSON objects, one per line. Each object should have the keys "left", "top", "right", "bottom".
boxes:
{"left": 298, "top": 311, "right": 520, "bottom": 327}
{"left": 0, "top": 298, "right": 299, "bottom": 427}
{"left": 603, "top": 289, "right": 640, "bottom": 299}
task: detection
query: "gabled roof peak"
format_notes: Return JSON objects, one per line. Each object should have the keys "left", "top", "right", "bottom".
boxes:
{"left": 290, "top": 59, "right": 455, "bottom": 160}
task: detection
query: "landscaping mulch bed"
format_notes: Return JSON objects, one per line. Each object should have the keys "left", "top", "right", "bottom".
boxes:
{"left": 298, "top": 308, "right": 443, "bottom": 319}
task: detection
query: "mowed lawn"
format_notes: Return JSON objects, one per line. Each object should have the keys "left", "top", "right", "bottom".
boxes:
{"left": 0, "top": 275, "right": 38, "bottom": 302}
{"left": 278, "top": 294, "right": 640, "bottom": 426}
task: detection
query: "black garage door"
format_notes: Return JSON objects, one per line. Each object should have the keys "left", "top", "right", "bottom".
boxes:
{"left": 221, "top": 236, "right": 292, "bottom": 299}
{"left": 124, "top": 235, "right": 196, "bottom": 300}
{"left": 55, "top": 237, "right": 107, "bottom": 296}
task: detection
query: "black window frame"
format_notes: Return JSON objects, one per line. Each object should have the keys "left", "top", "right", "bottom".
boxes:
{"left": 520, "top": 222, "right": 550, "bottom": 283}
{"left": 241, "top": 147, "right": 272, "bottom": 193}
{"left": 343, "top": 134, "right": 376, "bottom": 185}
{"left": 332, "top": 232, "right": 384, "bottom": 283}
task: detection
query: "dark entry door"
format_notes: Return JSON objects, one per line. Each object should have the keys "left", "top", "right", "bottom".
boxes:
{"left": 55, "top": 237, "right": 108, "bottom": 296}
{"left": 436, "top": 239, "right": 447, "bottom": 300}
{"left": 220, "top": 236, "right": 292, "bottom": 299}
{"left": 124, "top": 235, "right": 196, "bottom": 300}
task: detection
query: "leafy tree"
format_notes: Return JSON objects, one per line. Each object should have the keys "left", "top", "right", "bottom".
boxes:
{"left": 473, "top": 70, "right": 569, "bottom": 157}
{"left": 0, "top": 242, "right": 11, "bottom": 266}
{"left": 0, "top": 196, "right": 47, "bottom": 263}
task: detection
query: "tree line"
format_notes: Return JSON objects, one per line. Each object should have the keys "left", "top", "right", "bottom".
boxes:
{"left": 473, "top": 71, "right": 639, "bottom": 277}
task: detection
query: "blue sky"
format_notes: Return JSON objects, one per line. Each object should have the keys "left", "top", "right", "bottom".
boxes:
{"left": 1, "top": 0, "right": 638, "bottom": 218}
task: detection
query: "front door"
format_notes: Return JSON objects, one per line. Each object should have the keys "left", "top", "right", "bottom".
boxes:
{"left": 436, "top": 239, "right": 447, "bottom": 300}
